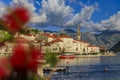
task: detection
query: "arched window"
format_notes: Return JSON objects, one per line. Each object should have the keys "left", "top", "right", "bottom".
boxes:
{"left": 76, "top": 47, "right": 78, "bottom": 51}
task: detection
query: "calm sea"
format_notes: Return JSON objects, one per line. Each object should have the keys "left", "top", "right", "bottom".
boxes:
{"left": 50, "top": 54, "right": 120, "bottom": 80}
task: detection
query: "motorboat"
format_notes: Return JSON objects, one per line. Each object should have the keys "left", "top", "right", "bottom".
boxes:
{"left": 59, "top": 53, "right": 75, "bottom": 59}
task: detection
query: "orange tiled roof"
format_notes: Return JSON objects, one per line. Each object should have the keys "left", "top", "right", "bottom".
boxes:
{"left": 44, "top": 33, "right": 58, "bottom": 38}
{"left": 74, "top": 40, "right": 89, "bottom": 44}
{"left": 73, "top": 40, "right": 77, "bottom": 43}
{"left": 87, "top": 45, "right": 99, "bottom": 47}
{"left": 59, "top": 35, "right": 71, "bottom": 38}
{"left": 50, "top": 38, "right": 63, "bottom": 44}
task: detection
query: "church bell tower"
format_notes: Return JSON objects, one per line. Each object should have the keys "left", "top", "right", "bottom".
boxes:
{"left": 76, "top": 24, "right": 81, "bottom": 40}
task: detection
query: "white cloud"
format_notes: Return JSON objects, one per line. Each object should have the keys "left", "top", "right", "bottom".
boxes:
{"left": 65, "top": 5, "right": 97, "bottom": 27}
{"left": 1, "top": 0, "right": 120, "bottom": 32}
{"left": 34, "top": 0, "right": 100, "bottom": 30}
{"left": 31, "top": 12, "right": 47, "bottom": 23}
{"left": 11, "top": 0, "right": 36, "bottom": 12}
{"left": 41, "top": 0, "right": 72, "bottom": 16}
{"left": 0, "top": 2, "right": 6, "bottom": 18}
{"left": 0, "top": 0, "right": 98, "bottom": 31}
{"left": 39, "top": 0, "right": 73, "bottom": 26}
{"left": 11, "top": 0, "right": 41, "bottom": 22}
{"left": 80, "top": 11, "right": 120, "bottom": 32}
{"left": 101, "top": 12, "right": 120, "bottom": 31}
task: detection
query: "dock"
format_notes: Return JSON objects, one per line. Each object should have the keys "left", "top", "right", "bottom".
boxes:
{"left": 43, "top": 67, "right": 68, "bottom": 73}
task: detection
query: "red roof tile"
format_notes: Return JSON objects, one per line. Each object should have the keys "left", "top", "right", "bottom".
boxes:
{"left": 76, "top": 40, "right": 89, "bottom": 44}
{"left": 44, "top": 33, "right": 58, "bottom": 38}
{"left": 50, "top": 38, "right": 63, "bottom": 44}
{"left": 73, "top": 40, "right": 77, "bottom": 43}
{"left": 87, "top": 45, "right": 99, "bottom": 47}
{"left": 59, "top": 35, "right": 71, "bottom": 38}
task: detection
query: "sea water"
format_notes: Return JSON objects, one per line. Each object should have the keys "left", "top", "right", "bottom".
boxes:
{"left": 51, "top": 54, "right": 120, "bottom": 80}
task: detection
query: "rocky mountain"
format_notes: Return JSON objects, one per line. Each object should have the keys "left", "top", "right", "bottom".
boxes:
{"left": 42, "top": 29, "right": 120, "bottom": 49}
{"left": 81, "top": 32, "right": 99, "bottom": 46}
{"left": 110, "top": 41, "right": 120, "bottom": 52}
{"left": 95, "top": 30, "right": 120, "bottom": 49}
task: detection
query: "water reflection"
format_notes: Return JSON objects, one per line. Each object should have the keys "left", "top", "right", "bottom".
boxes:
{"left": 58, "top": 57, "right": 100, "bottom": 66}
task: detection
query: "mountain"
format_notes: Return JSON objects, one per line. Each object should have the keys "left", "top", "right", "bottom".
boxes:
{"left": 110, "top": 41, "right": 120, "bottom": 52}
{"left": 43, "top": 30, "right": 57, "bottom": 33}
{"left": 81, "top": 32, "right": 99, "bottom": 46}
{"left": 95, "top": 30, "right": 120, "bottom": 48}
{"left": 63, "top": 29, "right": 76, "bottom": 33}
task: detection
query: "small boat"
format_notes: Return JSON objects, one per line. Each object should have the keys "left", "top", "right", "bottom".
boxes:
{"left": 59, "top": 53, "right": 75, "bottom": 59}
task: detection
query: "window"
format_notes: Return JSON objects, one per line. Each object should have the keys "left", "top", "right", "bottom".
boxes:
{"left": 52, "top": 47, "right": 58, "bottom": 51}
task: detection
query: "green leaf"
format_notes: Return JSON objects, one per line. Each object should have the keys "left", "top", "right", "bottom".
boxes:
{"left": 45, "top": 51, "right": 59, "bottom": 67}
{"left": 4, "top": 32, "right": 12, "bottom": 40}
{"left": 0, "top": 30, "right": 12, "bottom": 43}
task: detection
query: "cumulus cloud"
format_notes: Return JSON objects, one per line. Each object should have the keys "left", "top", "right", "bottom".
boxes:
{"left": 0, "top": 0, "right": 120, "bottom": 32}
{"left": 84, "top": 11, "right": 120, "bottom": 32}
{"left": 11, "top": 0, "right": 47, "bottom": 23}
{"left": 81, "top": 11, "right": 120, "bottom": 32}
{"left": 65, "top": 5, "right": 97, "bottom": 27}
{"left": 0, "top": 0, "right": 100, "bottom": 31}
{"left": 38, "top": 0, "right": 73, "bottom": 26}
{"left": 11, "top": 0, "right": 36, "bottom": 12}
{"left": 33, "top": 0, "right": 99, "bottom": 30}
{"left": 101, "top": 12, "right": 120, "bottom": 31}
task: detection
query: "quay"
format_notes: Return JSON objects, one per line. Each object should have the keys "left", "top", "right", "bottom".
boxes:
{"left": 43, "top": 67, "right": 68, "bottom": 73}
{"left": 75, "top": 54, "right": 101, "bottom": 58}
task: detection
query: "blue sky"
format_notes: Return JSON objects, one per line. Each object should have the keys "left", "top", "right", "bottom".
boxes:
{"left": 0, "top": 0, "right": 120, "bottom": 32}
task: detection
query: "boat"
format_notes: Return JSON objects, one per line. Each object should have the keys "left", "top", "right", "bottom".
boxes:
{"left": 59, "top": 53, "right": 75, "bottom": 59}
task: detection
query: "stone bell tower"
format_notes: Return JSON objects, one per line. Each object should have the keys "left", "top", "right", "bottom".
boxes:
{"left": 76, "top": 24, "right": 81, "bottom": 40}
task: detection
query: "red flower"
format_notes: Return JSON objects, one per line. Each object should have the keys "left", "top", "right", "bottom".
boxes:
{"left": 3, "top": 6, "right": 30, "bottom": 33}
{"left": 10, "top": 44, "right": 44, "bottom": 73}
{"left": 28, "top": 48, "right": 43, "bottom": 72}
{"left": 10, "top": 44, "right": 27, "bottom": 69}
{"left": 0, "top": 57, "right": 10, "bottom": 78}
{"left": 13, "top": 7, "right": 30, "bottom": 24}
{"left": 4, "top": 15, "right": 19, "bottom": 32}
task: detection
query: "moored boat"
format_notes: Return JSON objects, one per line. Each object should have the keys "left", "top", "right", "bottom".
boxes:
{"left": 59, "top": 53, "right": 75, "bottom": 59}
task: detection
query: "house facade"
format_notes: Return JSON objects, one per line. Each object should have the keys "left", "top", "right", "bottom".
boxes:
{"left": 41, "top": 32, "right": 100, "bottom": 54}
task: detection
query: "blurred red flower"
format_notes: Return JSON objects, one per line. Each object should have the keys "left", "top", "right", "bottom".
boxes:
{"left": 10, "top": 44, "right": 44, "bottom": 73}
{"left": 3, "top": 6, "right": 30, "bottom": 33}
{"left": 28, "top": 48, "right": 44, "bottom": 72}
{"left": 0, "top": 57, "right": 11, "bottom": 78}
{"left": 13, "top": 7, "right": 30, "bottom": 24}
{"left": 10, "top": 44, "right": 26, "bottom": 69}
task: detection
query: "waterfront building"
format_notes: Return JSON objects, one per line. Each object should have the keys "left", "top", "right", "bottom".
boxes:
{"left": 40, "top": 31, "right": 100, "bottom": 54}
